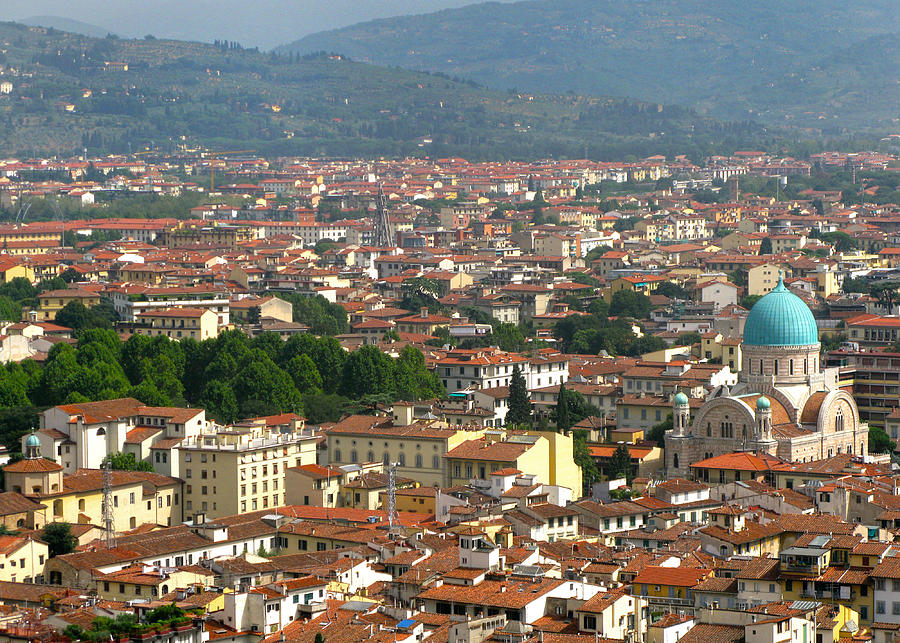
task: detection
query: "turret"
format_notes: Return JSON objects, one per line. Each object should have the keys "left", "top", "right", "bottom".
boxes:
{"left": 673, "top": 391, "right": 690, "bottom": 437}
{"left": 756, "top": 396, "right": 772, "bottom": 440}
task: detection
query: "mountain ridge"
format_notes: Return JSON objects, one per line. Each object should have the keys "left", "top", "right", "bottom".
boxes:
{"left": 279, "top": 0, "right": 900, "bottom": 130}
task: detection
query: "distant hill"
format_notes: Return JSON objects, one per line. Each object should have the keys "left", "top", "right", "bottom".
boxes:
{"left": 20, "top": 15, "right": 114, "bottom": 38}
{"left": 0, "top": 21, "right": 778, "bottom": 159}
{"left": 280, "top": 0, "right": 900, "bottom": 131}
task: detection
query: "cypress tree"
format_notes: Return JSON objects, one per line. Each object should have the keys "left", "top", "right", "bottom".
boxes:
{"left": 506, "top": 365, "right": 531, "bottom": 426}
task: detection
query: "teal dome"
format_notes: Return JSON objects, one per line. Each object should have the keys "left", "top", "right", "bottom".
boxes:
{"left": 673, "top": 392, "right": 689, "bottom": 406}
{"left": 24, "top": 433, "right": 40, "bottom": 448}
{"left": 757, "top": 396, "right": 771, "bottom": 410}
{"left": 743, "top": 277, "right": 818, "bottom": 347}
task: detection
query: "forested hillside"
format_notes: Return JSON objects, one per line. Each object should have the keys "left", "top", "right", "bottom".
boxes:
{"left": 282, "top": 0, "right": 900, "bottom": 131}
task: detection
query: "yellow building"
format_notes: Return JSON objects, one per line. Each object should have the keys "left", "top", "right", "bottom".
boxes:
{"left": 3, "top": 436, "right": 182, "bottom": 532}
{"left": 388, "top": 487, "right": 437, "bottom": 514}
{"left": 0, "top": 256, "right": 34, "bottom": 284}
{"left": 605, "top": 274, "right": 668, "bottom": 300}
{"left": 444, "top": 430, "right": 582, "bottom": 498}
{"left": 178, "top": 417, "right": 318, "bottom": 519}
{"left": 780, "top": 539, "right": 873, "bottom": 624}
{"left": 95, "top": 564, "right": 214, "bottom": 601}
{"left": 700, "top": 332, "right": 742, "bottom": 371}
{"left": 161, "top": 224, "right": 258, "bottom": 250}
{"left": 747, "top": 263, "right": 790, "bottom": 296}
{"left": 0, "top": 535, "right": 48, "bottom": 584}
{"left": 633, "top": 565, "right": 713, "bottom": 605}
{"left": 31, "top": 288, "right": 100, "bottom": 322}
{"left": 135, "top": 307, "right": 220, "bottom": 341}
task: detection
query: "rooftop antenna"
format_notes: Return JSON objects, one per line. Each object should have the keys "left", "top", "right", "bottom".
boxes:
{"left": 101, "top": 459, "right": 116, "bottom": 549}
{"left": 387, "top": 462, "right": 401, "bottom": 536}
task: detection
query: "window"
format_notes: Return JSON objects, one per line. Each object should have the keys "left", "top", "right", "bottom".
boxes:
{"left": 583, "top": 615, "right": 597, "bottom": 630}
{"left": 877, "top": 601, "right": 886, "bottom": 615}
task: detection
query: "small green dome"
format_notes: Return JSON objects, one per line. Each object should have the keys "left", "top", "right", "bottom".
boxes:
{"left": 24, "top": 433, "right": 40, "bottom": 448}
{"left": 673, "top": 392, "right": 689, "bottom": 406}
{"left": 743, "top": 276, "right": 818, "bottom": 347}
{"left": 757, "top": 396, "right": 771, "bottom": 410}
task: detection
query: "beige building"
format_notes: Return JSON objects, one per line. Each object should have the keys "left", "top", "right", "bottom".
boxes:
{"left": 325, "top": 407, "right": 485, "bottom": 487}
{"left": 95, "top": 564, "right": 213, "bottom": 601}
{"left": 135, "top": 307, "right": 220, "bottom": 341}
{"left": 30, "top": 288, "right": 101, "bottom": 322}
{"left": 0, "top": 535, "right": 49, "bottom": 584}
{"left": 179, "top": 416, "right": 318, "bottom": 519}
{"left": 747, "top": 263, "right": 790, "bottom": 296}
{"left": 4, "top": 435, "right": 183, "bottom": 531}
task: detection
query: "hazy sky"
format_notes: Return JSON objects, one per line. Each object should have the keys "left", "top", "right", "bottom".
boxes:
{"left": 7, "top": 0, "right": 510, "bottom": 49}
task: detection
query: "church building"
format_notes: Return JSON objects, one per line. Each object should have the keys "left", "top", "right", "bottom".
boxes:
{"left": 667, "top": 277, "right": 867, "bottom": 477}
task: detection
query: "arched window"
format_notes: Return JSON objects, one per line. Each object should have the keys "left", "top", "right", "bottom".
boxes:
{"left": 774, "top": 360, "right": 779, "bottom": 375}
{"left": 16, "top": 519, "right": 24, "bottom": 528}
{"left": 415, "top": 454, "right": 423, "bottom": 468}
{"left": 706, "top": 423, "right": 711, "bottom": 437}
{"left": 673, "top": 453, "right": 679, "bottom": 470}
{"left": 760, "top": 359, "right": 764, "bottom": 374}
{"left": 350, "top": 450, "right": 358, "bottom": 463}
{"left": 96, "top": 427, "right": 106, "bottom": 436}
{"left": 804, "top": 358, "right": 808, "bottom": 375}
{"left": 383, "top": 452, "right": 390, "bottom": 465}
{"left": 333, "top": 449, "right": 342, "bottom": 462}
{"left": 367, "top": 451, "right": 374, "bottom": 462}
{"left": 720, "top": 545, "right": 728, "bottom": 557}
{"left": 78, "top": 499, "right": 85, "bottom": 511}
{"left": 432, "top": 455, "right": 440, "bottom": 469}
{"left": 835, "top": 409, "right": 844, "bottom": 432}
{"left": 398, "top": 453, "right": 406, "bottom": 466}
{"left": 790, "top": 360, "right": 794, "bottom": 375}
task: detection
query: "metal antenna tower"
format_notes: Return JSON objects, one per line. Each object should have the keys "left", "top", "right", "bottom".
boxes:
{"left": 101, "top": 461, "right": 115, "bottom": 548}
{"left": 373, "top": 184, "right": 393, "bottom": 247}
{"left": 386, "top": 462, "right": 400, "bottom": 535}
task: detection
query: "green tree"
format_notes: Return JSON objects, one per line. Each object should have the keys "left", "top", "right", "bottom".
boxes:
{"left": 302, "top": 392, "right": 352, "bottom": 424}
{"left": 493, "top": 323, "right": 526, "bottom": 352}
{"left": 394, "top": 345, "right": 444, "bottom": 400}
{"left": 609, "top": 290, "right": 651, "bottom": 319}
{"left": 102, "top": 452, "right": 153, "bottom": 471}
{"left": 288, "top": 354, "right": 323, "bottom": 393}
{"left": 554, "top": 382, "right": 571, "bottom": 432}
{"left": 42, "top": 522, "right": 77, "bottom": 557}
{"left": 655, "top": 282, "right": 689, "bottom": 299}
{"left": 608, "top": 444, "right": 634, "bottom": 481}
{"left": 676, "top": 331, "right": 702, "bottom": 346}
{"left": 55, "top": 301, "right": 113, "bottom": 331}
{"left": 199, "top": 380, "right": 240, "bottom": 424}
{"left": 758, "top": 237, "right": 773, "bottom": 255}
{"left": 314, "top": 633, "right": 325, "bottom": 643}
{"left": 741, "top": 294, "right": 763, "bottom": 310}
{"left": 506, "top": 365, "right": 532, "bottom": 426}
{"left": 573, "top": 429, "right": 600, "bottom": 492}
{"left": 0, "top": 295, "right": 21, "bottom": 321}
{"left": 647, "top": 413, "right": 672, "bottom": 446}
{"left": 869, "top": 427, "right": 895, "bottom": 454}
{"left": 340, "top": 345, "right": 396, "bottom": 398}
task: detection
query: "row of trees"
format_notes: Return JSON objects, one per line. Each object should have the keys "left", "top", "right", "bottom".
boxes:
{"left": 0, "top": 328, "right": 443, "bottom": 453}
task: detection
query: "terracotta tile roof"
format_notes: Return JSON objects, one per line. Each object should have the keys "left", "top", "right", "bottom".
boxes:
{"left": 698, "top": 520, "right": 782, "bottom": 545}
{"left": 679, "top": 623, "right": 744, "bottom": 643}
{"left": 632, "top": 566, "right": 712, "bottom": 587}
{"left": 800, "top": 391, "right": 828, "bottom": 424}
{"left": 415, "top": 577, "right": 564, "bottom": 609}
{"left": 444, "top": 438, "right": 531, "bottom": 462}
{"left": 3, "top": 458, "right": 63, "bottom": 473}
{"left": 0, "top": 492, "right": 45, "bottom": 516}
{"left": 689, "top": 451, "right": 785, "bottom": 472}
{"left": 773, "top": 513, "right": 855, "bottom": 535}
{"left": 735, "top": 557, "right": 780, "bottom": 580}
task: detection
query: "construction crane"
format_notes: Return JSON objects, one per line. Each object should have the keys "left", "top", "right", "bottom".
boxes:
{"left": 206, "top": 150, "right": 255, "bottom": 192}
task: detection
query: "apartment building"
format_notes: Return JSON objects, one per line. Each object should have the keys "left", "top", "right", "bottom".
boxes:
{"left": 435, "top": 347, "right": 568, "bottom": 394}
{"left": 135, "top": 307, "right": 221, "bottom": 341}
{"left": 178, "top": 417, "right": 318, "bottom": 518}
